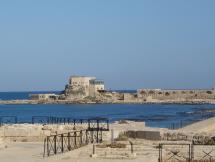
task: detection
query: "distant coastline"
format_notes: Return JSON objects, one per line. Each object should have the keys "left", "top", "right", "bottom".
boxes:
{"left": 1, "top": 75, "right": 215, "bottom": 105}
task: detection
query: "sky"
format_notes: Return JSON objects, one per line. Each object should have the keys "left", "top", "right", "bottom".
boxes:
{"left": 0, "top": 0, "right": 215, "bottom": 91}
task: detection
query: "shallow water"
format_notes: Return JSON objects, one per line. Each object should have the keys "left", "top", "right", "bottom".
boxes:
{"left": 0, "top": 92, "right": 215, "bottom": 128}
{"left": 0, "top": 103, "right": 214, "bottom": 128}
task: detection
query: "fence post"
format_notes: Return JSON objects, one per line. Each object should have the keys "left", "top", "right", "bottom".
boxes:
{"left": 47, "top": 137, "right": 50, "bottom": 156}
{"left": 43, "top": 138, "right": 46, "bottom": 157}
{"left": 68, "top": 132, "right": 71, "bottom": 151}
{"left": 74, "top": 131, "right": 77, "bottom": 148}
{"left": 130, "top": 141, "right": 133, "bottom": 153}
{"left": 88, "top": 119, "right": 90, "bottom": 130}
{"left": 189, "top": 144, "right": 192, "bottom": 162}
{"left": 93, "top": 144, "right": 95, "bottom": 154}
{"left": 107, "top": 119, "right": 109, "bottom": 130}
{"left": 191, "top": 141, "right": 194, "bottom": 162}
{"left": 73, "top": 119, "right": 76, "bottom": 126}
{"left": 80, "top": 130, "right": 83, "bottom": 146}
{"left": 96, "top": 120, "right": 99, "bottom": 143}
{"left": 158, "top": 144, "right": 162, "bottom": 162}
{"left": 54, "top": 135, "right": 57, "bottom": 154}
{"left": 90, "top": 144, "right": 97, "bottom": 158}
{"left": 129, "top": 140, "right": 136, "bottom": 158}
{"left": 61, "top": 134, "right": 64, "bottom": 153}
{"left": 86, "top": 130, "right": 88, "bottom": 144}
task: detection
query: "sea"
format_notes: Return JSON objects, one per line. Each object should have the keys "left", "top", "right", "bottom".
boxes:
{"left": 0, "top": 91, "right": 215, "bottom": 128}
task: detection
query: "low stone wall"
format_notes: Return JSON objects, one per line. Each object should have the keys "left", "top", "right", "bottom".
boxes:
{"left": 125, "top": 130, "right": 161, "bottom": 141}
{"left": 0, "top": 124, "right": 84, "bottom": 142}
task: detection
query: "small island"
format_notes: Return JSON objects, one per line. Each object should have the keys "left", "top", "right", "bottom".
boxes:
{"left": 1, "top": 75, "right": 215, "bottom": 105}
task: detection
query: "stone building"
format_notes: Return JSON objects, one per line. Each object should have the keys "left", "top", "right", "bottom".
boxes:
{"left": 89, "top": 79, "right": 105, "bottom": 97}
{"left": 64, "top": 76, "right": 105, "bottom": 99}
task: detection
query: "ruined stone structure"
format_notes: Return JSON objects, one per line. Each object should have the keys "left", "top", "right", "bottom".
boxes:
{"left": 64, "top": 76, "right": 105, "bottom": 99}
{"left": 29, "top": 93, "right": 58, "bottom": 100}
{"left": 137, "top": 88, "right": 215, "bottom": 101}
{"left": 89, "top": 79, "right": 105, "bottom": 97}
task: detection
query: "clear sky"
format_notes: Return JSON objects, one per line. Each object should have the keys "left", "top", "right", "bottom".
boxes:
{"left": 0, "top": 0, "right": 215, "bottom": 91}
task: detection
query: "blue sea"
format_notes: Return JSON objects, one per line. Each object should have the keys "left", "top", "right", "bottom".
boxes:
{"left": 0, "top": 92, "right": 215, "bottom": 128}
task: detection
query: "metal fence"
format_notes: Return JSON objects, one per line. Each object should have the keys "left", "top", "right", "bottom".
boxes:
{"left": 0, "top": 116, "right": 109, "bottom": 130}
{"left": 158, "top": 143, "right": 191, "bottom": 162}
{"left": 32, "top": 116, "right": 89, "bottom": 125}
{"left": 192, "top": 144, "right": 215, "bottom": 162}
{"left": 43, "top": 129, "right": 103, "bottom": 157}
{"left": 158, "top": 143, "right": 215, "bottom": 162}
{"left": 41, "top": 117, "right": 109, "bottom": 157}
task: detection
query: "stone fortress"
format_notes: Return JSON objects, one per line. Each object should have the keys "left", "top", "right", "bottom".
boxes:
{"left": 29, "top": 75, "right": 215, "bottom": 104}
{"left": 64, "top": 76, "right": 105, "bottom": 99}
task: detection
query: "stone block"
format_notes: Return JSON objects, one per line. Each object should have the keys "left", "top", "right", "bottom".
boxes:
{"left": 126, "top": 130, "right": 161, "bottom": 140}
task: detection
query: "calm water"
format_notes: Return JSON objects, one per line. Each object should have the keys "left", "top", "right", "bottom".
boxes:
{"left": 0, "top": 92, "right": 215, "bottom": 128}
{"left": 0, "top": 91, "right": 62, "bottom": 100}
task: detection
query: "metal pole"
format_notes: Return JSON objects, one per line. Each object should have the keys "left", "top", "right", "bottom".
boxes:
{"left": 61, "top": 134, "right": 64, "bottom": 153}
{"left": 86, "top": 130, "right": 88, "bottom": 144}
{"left": 130, "top": 141, "right": 133, "bottom": 153}
{"left": 80, "top": 130, "right": 83, "bottom": 145}
{"left": 100, "top": 130, "right": 103, "bottom": 142}
{"left": 54, "top": 135, "right": 57, "bottom": 154}
{"left": 74, "top": 131, "right": 77, "bottom": 148}
{"left": 97, "top": 120, "right": 99, "bottom": 143}
{"left": 158, "top": 144, "right": 160, "bottom": 162}
{"left": 74, "top": 119, "right": 76, "bottom": 126}
{"left": 88, "top": 119, "right": 90, "bottom": 130}
{"left": 47, "top": 137, "right": 50, "bottom": 156}
{"left": 107, "top": 119, "right": 109, "bottom": 130}
{"left": 160, "top": 144, "right": 162, "bottom": 162}
{"left": 93, "top": 144, "right": 95, "bottom": 154}
{"left": 189, "top": 144, "right": 191, "bottom": 162}
{"left": 68, "top": 132, "right": 71, "bottom": 151}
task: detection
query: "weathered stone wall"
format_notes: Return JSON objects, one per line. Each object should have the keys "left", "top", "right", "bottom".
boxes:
{"left": 126, "top": 130, "right": 161, "bottom": 140}
{"left": 0, "top": 124, "right": 84, "bottom": 142}
{"left": 64, "top": 84, "right": 88, "bottom": 99}
{"left": 137, "top": 89, "right": 215, "bottom": 101}
{"left": 89, "top": 83, "right": 105, "bottom": 97}
{"left": 123, "top": 93, "right": 138, "bottom": 102}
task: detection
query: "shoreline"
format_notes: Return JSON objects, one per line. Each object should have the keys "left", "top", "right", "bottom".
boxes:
{"left": 0, "top": 99, "right": 215, "bottom": 105}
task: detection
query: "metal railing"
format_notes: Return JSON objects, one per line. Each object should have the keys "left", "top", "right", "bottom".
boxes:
{"left": 158, "top": 142, "right": 215, "bottom": 162}
{"left": 43, "top": 129, "right": 103, "bottom": 157}
{"left": 0, "top": 116, "right": 109, "bottom": 130}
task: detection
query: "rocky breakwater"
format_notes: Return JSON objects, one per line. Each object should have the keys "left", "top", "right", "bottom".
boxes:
{"left": 0, "top": 99, "right": 39, "bottom": 105}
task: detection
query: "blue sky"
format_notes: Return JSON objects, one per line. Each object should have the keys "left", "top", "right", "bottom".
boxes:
{"left": 0, "top": 0, "right": 215, "bottom": 91}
